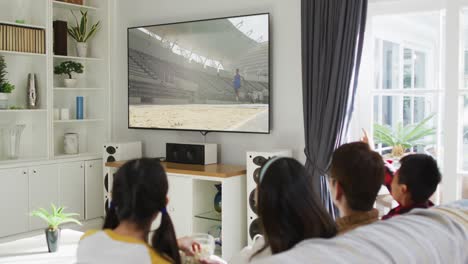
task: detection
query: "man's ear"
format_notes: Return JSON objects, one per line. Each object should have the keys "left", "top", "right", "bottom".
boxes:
{"left": 400, "top": 184, "right": 408, "bottom": 194}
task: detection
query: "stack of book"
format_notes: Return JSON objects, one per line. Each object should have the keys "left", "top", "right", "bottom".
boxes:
{"left": 0, "top": 24, "right": 46, "bottom": 54}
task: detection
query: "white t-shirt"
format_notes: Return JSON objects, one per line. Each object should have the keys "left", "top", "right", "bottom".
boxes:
{"left": 76, "top": 229, "right": 170, "bottom": 264}
{"left": 229, "top": 235, "right": 271, "bottom": 264}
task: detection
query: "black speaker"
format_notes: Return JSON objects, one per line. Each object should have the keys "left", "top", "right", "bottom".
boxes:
{"left": 165, "top": 143, "right": 217, "bottom": 165}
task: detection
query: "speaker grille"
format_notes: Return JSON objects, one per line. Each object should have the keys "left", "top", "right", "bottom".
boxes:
{"left": 107, "top": 156, "right": 116, "bottom": 163}
{"left": 249, "top": 218, "right": 261, "bottom": 239}
{"left": 249, "top": 189, "right": 257, "bottom": 214}
{"left": 106, "top": 146, "right": 116, "bottom": 155}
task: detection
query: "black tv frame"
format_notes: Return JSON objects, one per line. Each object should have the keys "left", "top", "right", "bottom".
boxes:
{"left": 127, "top": 13, "right": 271, "bottom": 134}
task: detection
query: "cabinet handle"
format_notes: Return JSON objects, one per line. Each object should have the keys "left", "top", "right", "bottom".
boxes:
{"left": 23, "top": 171, "right": 27, "bottom": 175}
{"left": 90, "top": 165, "right": 93, "bottom": 168}
{"left": 33, "top": 170, "right": 37, "bottom": 173}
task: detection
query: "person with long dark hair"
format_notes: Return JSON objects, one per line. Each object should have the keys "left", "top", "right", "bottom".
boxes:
{"left": 77, "top": 158, "right": 199, "bottom": 264}
{"left": 201, "top": 157, "right": 337, "bottom": 263}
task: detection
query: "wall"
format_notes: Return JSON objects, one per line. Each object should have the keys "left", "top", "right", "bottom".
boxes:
{"left": 111, "top": 0, "right": 304, "bottom": 165}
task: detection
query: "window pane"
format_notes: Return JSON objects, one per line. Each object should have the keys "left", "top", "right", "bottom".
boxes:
{"left": 382, "top": 41, "right": 400, "bottom": 90}
{"left": 462, "top": 95, "right": 468, "bottom": 171}
{"left": 403, "top": 96, "right": 411, "bottom": 126}
{"left": 404, "top": 49, "right": 413, "bottom": 89}
{"left": 414, "top": 97, "right": 426, "bottom": 123}
{"left": 373, "top": 95, "right": 380, "bottom": 123}
{"left": 382, "top": 96, "right": 394, "bottom": 126}
{"left": 414, "top": 51, "right": 426, "bottom": 88}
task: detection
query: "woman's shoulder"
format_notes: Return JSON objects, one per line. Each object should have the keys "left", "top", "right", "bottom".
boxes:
{"left": 230, "top": 235, "right": 271, "bottom": 263}
{"left": 80, "top": 229, "right": 101, "bottom": 241}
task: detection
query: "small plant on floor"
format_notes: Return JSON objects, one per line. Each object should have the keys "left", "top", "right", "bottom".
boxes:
{"left": 31, "top": 204, "right": 81, "bottom": 253}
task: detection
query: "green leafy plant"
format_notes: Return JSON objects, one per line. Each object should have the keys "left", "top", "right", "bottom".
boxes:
{"left": 373, "top": 113, "right": 436, "bottom": 157}
{"left": 31, "top": 204, "right": 81, "bottom": 231}
{"left": 68, "top": 10, "right": 100, "bottom": 43}
{"left": 0, "top": 55, "right": 15, "bottom": 93}
{"left": 54, "top": 61, "right": 84, "bottom": 79}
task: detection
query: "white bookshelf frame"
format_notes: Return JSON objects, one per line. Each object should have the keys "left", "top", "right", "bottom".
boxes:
{"left": 0, "top": 0, "right": 111, "bottom": 167}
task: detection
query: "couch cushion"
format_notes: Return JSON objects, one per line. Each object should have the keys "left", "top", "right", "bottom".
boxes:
{"left": 253, "top": 200, "right": 468, "bottom": 264}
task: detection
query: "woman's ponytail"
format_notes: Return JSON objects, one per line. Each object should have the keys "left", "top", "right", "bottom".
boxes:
{"left": 151, "top": 209, "right": 181, "bottom": 264}
{"left": 103, "top": 202, "right": 119, "bottom": 229}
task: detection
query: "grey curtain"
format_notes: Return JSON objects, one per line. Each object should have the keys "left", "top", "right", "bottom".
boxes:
{"left": 301, "top": 0, "right": 368, "bottom": 217}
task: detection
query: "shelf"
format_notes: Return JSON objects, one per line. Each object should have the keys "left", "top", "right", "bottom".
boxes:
{"left": 54, "top": 87, "right": 104, "bottom": 91}
{"left": 52, "top": 1, "right": 98, "bottom": 11}
{"left": 54, "top": 119, "right": 104, "bottom": 124}
{"left": 0, "top": 21, "right": 46, "bottom": 30}
{"left": 53, "top": 55, "right": 102, "bottom": 61}
{"left": 0, "top": 50, "right": 46, "bottom": 57}
{"left": 0, "top": 109, "right": 47, "bottom": 113}
{"left": 194, "top": 211, "right": 222, "bottom": 222}
{"left": 0, "top": 157, "right": 48, "bottom": 167}
{"left": 54, "top": 152, "right": 101, "bottom": 160}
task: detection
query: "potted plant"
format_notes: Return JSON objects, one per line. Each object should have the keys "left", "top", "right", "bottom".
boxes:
{"left": 54, "top": 61, "right": 84, "bottom": 88}
{"left": 373, "top": 114, "right": 436, "bottom": 158}
{"left": 68, "top": 10, "right": 100, "bottom": 57}
{"left": 31, "top": 204, "right": 81, "bottom": 253}
{"left": 0, "top": 55, "right": 15, "bottom": 109}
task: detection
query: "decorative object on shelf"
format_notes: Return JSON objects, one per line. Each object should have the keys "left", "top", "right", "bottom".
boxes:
{"left": 60, "top": 108, "right": 70, "bottom": 120}
{"left": 53, "top": 21, "right": 68, "bottom": 56}
{"left": 214, "top": 184, "right": 222, "bottom": 213}
{"left": 27, "top": 73, "right": 38, "bottom": 109}
{"left": 54, "top": 61, "right": 83, "bottom": 88}
{"left": 68, "top": 11, "right": 100, "bottom": 57}
{"left": 14, "top": 0, "right": 27, "bottom": 24}
{"left": 64, "top": 133, "right": 79, "bottom": 154}
{"left": 30, "top": 204, "right": 81, "bottom": 253}
{"left": 373, "top": 113, "right": 436, "bottom": 158}
{"left": 0, "top": 55, "right": 15, "bottom": 109}
{"left": 0, "top": 24, "right": 46, "bottom": 54}
{"left": 54, "top": 108, "right": 60, "bottom": 120}
{"left": 1, "top": 124, "right": 25, "bottom": 159}
{"left": 76, "top": 96, "right": 84, "bottom": 119}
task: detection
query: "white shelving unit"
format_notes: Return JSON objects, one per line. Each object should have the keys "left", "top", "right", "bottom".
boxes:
{"left": 0, "top": 0, "right": 110, "bottom": 165}
{"left": 0, "top": 0, "right": 110, "bottom": 239}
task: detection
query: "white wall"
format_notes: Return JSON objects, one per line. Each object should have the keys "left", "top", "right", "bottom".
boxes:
{"left": 111, "top": 0, "right": 304, "bottom": 165}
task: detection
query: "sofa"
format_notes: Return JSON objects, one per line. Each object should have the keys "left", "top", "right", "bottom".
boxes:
{"left": 253, "top": 200, "right": 468, "bottom": 264}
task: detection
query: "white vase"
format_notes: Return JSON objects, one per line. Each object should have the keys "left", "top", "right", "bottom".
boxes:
{"left": 0, "top": 93, "right": 8, "bottom": 109}
{"left": 64, "top": 79, "right": 78, "bottom": 88}
{"left": 76, "top": 42, "right": 88, "bottom": 57}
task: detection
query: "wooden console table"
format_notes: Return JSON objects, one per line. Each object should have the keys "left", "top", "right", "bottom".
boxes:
{"left": 104, "top": 160, "right": 247, "bottom": 260}
{"left": 105, "top": 161, "right": 246, "bottom": 178}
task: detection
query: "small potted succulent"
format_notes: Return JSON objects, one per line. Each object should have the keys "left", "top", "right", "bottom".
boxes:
{"left": 68, "top": 10, "right": 100, "bottom": 57}
{"left": 0, "top": 55, "right": 15, "bottom": 109}
{"left": 31, "top": 204, "right": 81, "bottom": 253}
{"left": 54, "top": 61, "right": 84, "bottom": 88}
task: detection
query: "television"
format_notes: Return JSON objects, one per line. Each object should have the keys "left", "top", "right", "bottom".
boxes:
{"left": 128, "top": 13, "right": 270, "bottom": 134}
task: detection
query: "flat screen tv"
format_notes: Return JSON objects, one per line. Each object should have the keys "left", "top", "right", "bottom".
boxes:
{"left": 128, "top": 13, "right": 270, "bottom": 134}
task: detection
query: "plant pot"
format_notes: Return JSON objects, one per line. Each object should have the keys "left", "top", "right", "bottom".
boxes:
{"left": 64, "top": 79, "right": 78, "bottom": 88}
{"left": 0, "top": 93, "right": 8, "bottom": 109}
{"left": 76, "top": 42, "right": 88, "bottom": 57}
{"left": 45, "top": 228, "right": 61, "bottom": 253}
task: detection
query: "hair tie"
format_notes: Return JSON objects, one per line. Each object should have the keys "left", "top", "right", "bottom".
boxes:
{"left": 258, "top": 156, "right": 283, "bottom": 183}
{"left": 110, "top": 201, "right": 118, "bottom": 211}
{"left": 161, "top": 207, "right": 167, "bottom": 214}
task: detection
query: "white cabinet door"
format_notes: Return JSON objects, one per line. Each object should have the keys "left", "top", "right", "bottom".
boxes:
{"left": 85, "top": 159, "right": 104, "bottom": 219}
{"left": 165, "top": 175, "right": 193, "bottom": 237}
{"left": 59, "top": 161, "right": 85, "bottom": 221}
{"left": 29, "top": 164, "right": 60, "bottom": 230}
{"left": 0, "top": 168, "right": 29, "bottom": 237}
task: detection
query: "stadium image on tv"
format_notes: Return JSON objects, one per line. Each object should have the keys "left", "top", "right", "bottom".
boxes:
{"left": 128, "top": 14, "right": 270, "bottom": 133}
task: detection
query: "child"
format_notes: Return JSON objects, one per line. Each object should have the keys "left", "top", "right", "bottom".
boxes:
{"left": 382, "top": 154, "right": 441, "bottom": 220}
{"left": 77, "top": 158, "right": 199, "bottom": 264}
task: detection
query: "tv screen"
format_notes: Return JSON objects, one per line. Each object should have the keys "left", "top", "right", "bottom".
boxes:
{"left": 128, "top": 14, "right": 270, "bottom": 133}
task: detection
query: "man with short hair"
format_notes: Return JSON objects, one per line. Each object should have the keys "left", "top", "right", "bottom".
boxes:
{"left": 328, "top": 142, "right": 385, "bottom": 234}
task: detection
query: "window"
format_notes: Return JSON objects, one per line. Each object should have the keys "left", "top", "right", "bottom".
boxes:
{"left": 371, "top": 19, "right": 441, "bottom": 159}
